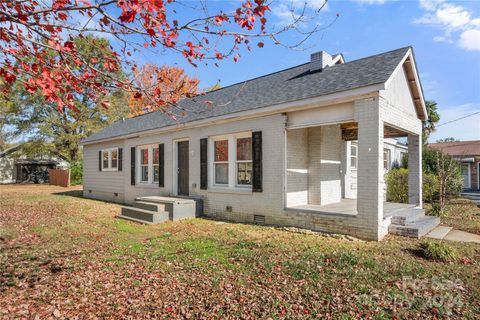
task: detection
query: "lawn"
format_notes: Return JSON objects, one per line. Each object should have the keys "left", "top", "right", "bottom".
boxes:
{"left": 1, "top": 185, "right": 479, "bottom": 319}
{"left": 436, "top": 198, "right": 480, "bottom": 235}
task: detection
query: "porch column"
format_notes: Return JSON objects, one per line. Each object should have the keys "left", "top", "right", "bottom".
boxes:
{"left": 354, "top": 98, "right": 386, "bottom": 240}
{"left": 408, "top": 134, "right": 422, "bottom": 207}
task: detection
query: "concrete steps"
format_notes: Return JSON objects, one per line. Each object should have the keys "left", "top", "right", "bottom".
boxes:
{"left": 388, "top": 206, "right": 440, "bottom": 238}
{"left": 390, "top": 208, "right": 425, "bottom": 225}
{"left": 118, "top": 196, "right": 199, "bottom": 224}
{"left": 119, "top": 206, "right": 169, "bottom": 224}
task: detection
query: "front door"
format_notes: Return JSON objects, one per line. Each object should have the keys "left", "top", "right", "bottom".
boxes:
{"left": 177, "top": 141, "right": 189, "bottom": 195}
{"left": 461, "top": 163, "right": 470, "bottom": 189}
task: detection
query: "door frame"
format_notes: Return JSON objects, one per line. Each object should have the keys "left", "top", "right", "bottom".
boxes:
{"left": 172, "top": 138, "right": 190, "bottom": 196}
{"left": 461, "top": 163, "right": 471, "bottom": 189}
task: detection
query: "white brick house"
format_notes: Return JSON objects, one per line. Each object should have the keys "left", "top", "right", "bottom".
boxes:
{"left": 81, "top": 47, "right": 434, "bottom": 241}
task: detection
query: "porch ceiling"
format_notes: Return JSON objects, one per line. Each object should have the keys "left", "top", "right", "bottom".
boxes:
{"left": 340, "top": 122, "right": 409, "bottom": 141}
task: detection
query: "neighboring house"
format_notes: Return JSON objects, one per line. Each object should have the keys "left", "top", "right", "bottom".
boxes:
{"left": 345, "top": 138, "right": 408, "bottom": 199}
{"left": 81, "top": 47, "right": 434, "bottom": 241}
{"left": 0, "top": 144, "right": 69, "bottom": 184}
{"left": 429, "top": 140, "right": 480, "bottom": 190}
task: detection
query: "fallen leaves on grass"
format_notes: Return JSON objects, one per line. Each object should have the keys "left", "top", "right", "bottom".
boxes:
{"left": 0, "top": 185, "right": 479, "bottom": 319}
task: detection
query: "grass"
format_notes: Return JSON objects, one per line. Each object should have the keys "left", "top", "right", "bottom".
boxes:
{"left": 442, "top": 198, "right": 480, "bottom": 234}
{"left": 0, "top": 184, "right": 479, "bottom": 319}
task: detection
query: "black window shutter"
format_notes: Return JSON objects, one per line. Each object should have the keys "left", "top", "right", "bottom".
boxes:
{"left": 252, "top": 131, "right": 262, "bottom": 192}
{"left": 130, "top": 147, "right": 136, "bottom": 185}
{"left": 98, "top": 150, "right": 102, "bottom": 171}
{"left": 159, "top": 144, "right": 164, "bottom": 187}
{"left": 118, "top": 148, "right": 123, "bottom": 171}
{"left": 200, "top": 138, "right": 208, "bottom": 190}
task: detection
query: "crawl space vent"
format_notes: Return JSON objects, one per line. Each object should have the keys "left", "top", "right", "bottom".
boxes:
{"left": 253, "top": 215, "right": 265, "bottom": 225}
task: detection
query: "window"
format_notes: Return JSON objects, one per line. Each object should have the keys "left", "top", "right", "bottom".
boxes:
{"left": 383, "top": 149, "right": 391, "bottom": 170}
{"left": 210, "top": 132, "right": 252, "bottom": 189}
{"left": 111, "top": 149, "right": 118, "bottom": 168}
{"left": 101, "top": 148, "right": 118, "bottom": 171}
{"left": 236, "top": 137, "right": 252, "bottom": 185}
{"left": 214, "top": 140, "right": 229, "bottom": 185}
{"left": 140, "top": 148, "right": 149, "bottom": 182}
{"left": 153, "top": 147, "right": 159, "bottom": 183}
{"left": 350, "top": 142, "right": 357, "bottom": 170}
{"left": 137, "top": 145, "right": 162, "bottom": 185}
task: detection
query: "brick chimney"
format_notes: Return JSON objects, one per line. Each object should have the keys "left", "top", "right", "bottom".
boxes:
{"left": 310, "top": 51, "right": 333, "bottom": 72}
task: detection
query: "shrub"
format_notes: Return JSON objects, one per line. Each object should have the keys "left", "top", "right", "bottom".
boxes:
{"left": 71, "top": 161, "right": 83, "bottom": 185}
{"left": 429, "top": 203, "right": 443, "bottom": 217}
{"left": 419, "top": 240, "right": 458, "bottom": 262}
{"left": 386, "top": 168, "right": 409, "bottom": 203}
{"left": 386, "top": 167, "right": 456, "bottom": 205}
{"left": 423, "top": 172, "right": 440, "bottom": 204}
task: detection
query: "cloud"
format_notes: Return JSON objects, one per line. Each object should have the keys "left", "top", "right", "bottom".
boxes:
{"left": 415, "top": 0, "right": 480, "bottom": 51}
{"left": 459, "top": 29, "right": 480, "bottom": 51}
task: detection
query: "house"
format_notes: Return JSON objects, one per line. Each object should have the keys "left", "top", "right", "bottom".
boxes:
{"left": 81, "top": 47, "right": 439, "bottom": 241}
{"left": 429, "top": 140, "right": 480, "bottom": 190}
{"left": 0, "top": 144, "right": 70, "bottom": 184}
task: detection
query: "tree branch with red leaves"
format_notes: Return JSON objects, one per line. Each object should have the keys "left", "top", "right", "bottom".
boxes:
{"left": 0, "top": 0, "right": 335, "bottom": 113}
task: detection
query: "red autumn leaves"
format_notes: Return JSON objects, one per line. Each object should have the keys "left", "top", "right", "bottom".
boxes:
{"left": 0, "top": 0, "right": 271, "bottom": 113}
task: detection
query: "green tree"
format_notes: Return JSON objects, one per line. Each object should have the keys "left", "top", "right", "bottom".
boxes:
{"left": 0, "top": 83, "right": 21, "bottom": 150}
{"left": 422, "top": 100, "right": 440, "bottom": 144}
{"left": 436, "top": 137, "right": 459, "bottom": 143}
{"left": 7, "top": 36, "right": 130, "bottom": 162}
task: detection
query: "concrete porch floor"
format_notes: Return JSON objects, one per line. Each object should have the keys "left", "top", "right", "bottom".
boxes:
{"left": 289, "top": 198, "right": 416, "bottom": 217}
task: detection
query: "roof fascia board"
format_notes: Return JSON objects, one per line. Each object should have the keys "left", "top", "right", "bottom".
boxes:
{"left": 81, "top": 83, "right": 383, "bottom": 146}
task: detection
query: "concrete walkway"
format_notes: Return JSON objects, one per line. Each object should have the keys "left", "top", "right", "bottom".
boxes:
{"left": 426, "top": 226, "right": 480, "bottom": 243}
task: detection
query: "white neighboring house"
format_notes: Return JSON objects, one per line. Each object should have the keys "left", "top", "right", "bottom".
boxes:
{"left": 81, "top": 47, "right": 436, "bottom": 241}
{"left": 0, "top": 144, "right": 69, "bottom": 183}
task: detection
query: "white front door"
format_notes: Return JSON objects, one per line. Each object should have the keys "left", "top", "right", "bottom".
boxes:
{"left": 461, "top": 163, "right": 471, "bottom": 189}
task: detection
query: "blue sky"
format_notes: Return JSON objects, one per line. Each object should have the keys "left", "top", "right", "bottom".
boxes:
{"left": 133, "top": 0, "right": 479, "bottom": 142}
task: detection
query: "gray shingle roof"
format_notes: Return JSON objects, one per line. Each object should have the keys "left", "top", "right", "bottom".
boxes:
{"left": 82, "top": 47, "right": 410, "bottom": 144}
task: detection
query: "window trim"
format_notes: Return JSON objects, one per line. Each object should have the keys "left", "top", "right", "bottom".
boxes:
{"left": 350, "top": 142, "right": 358, "bottom": 171}
{"left": 136, "top": 144, "right": 160, "bottom": 185}
{"left": 383, "top": 148, "right": 391, "bottom": 170}
{"left": 208, "top": 132, "right": 253, "bottom": 191}
{"left": 101, "top": 148, "right": 119, "bottom": 171}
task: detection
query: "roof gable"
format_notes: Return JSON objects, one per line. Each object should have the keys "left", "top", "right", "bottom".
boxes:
{"left": 384, "top": 48, "right": 427, "bottom": 120}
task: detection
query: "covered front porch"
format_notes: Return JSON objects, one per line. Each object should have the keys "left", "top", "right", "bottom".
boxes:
{"left": 284, "top": 97, "right": 425, "bottom": 240}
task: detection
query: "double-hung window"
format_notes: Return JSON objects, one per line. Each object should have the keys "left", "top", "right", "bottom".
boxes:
{"left": 211, "top": 132, "right": 252, "bottom": 189}
{"left": 214, "top": 140, "right": 229, "bottom": 185}
{"left": 153, "top": 147, "right": 159, "bottom": 183}
{"left": 140, "top": 148, "right": 149, "bottom": 182}
{"left": 102, "top": 148, "right": 118, "bottom": 171}
{"left": 138, "top": 145, "right": 160, "bottom": 185}
{"left": 236, "top": 137, "right": 252, "bottom": 185}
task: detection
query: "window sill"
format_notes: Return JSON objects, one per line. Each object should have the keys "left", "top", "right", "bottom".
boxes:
{"left": 101, "top": 168, "right": 118, "bottom": 172}
{"left": 207, "top": 186, "right": 252, "bottom": 194}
